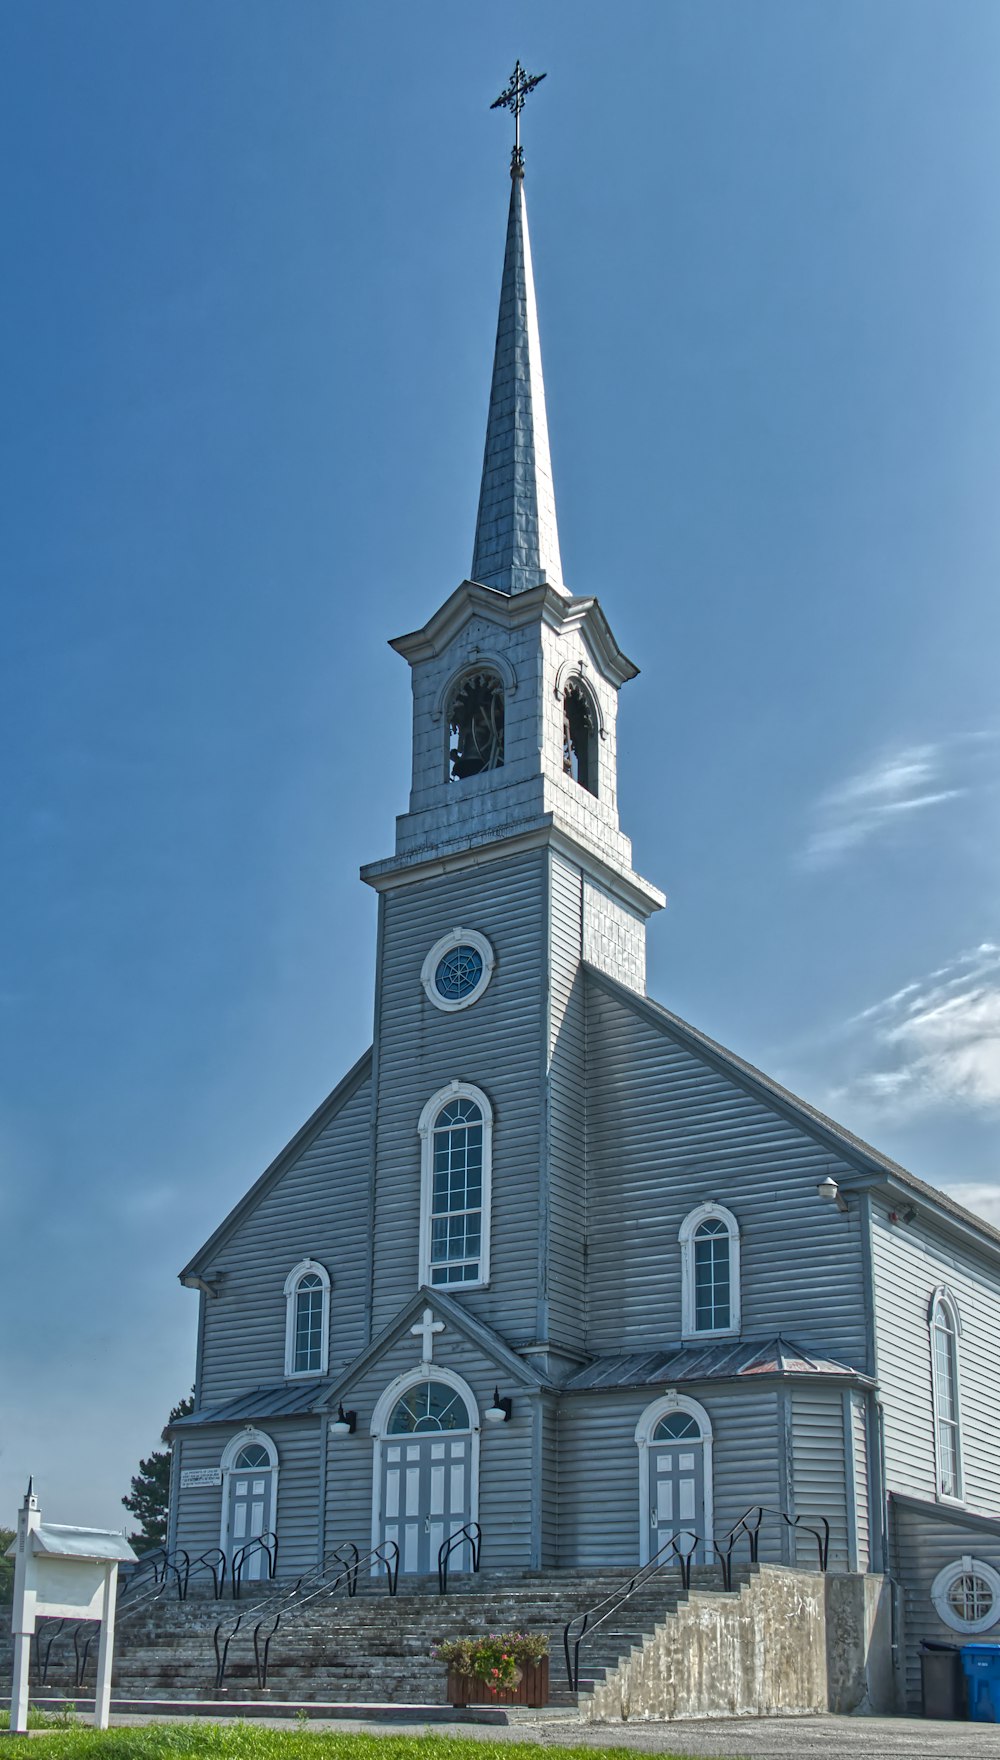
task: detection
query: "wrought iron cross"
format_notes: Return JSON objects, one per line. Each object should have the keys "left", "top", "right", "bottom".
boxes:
{"left": 491, "top": 60, "right": 547, "bottom": 164}
{"left": 412, "top": 1306, "right": 445, "bottom": 1364}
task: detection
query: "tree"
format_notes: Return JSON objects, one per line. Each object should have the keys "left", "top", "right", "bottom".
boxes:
{"left": 122, "top": 1393, "right": 194, "bottom": 1552}
{"left": 0, "top": 1528, "right": 14, "bottom": 1603}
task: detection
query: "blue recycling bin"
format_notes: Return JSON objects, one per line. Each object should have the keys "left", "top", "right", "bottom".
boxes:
{"left": 960, "top": 1645, "right": 1000, "bottom": 1722}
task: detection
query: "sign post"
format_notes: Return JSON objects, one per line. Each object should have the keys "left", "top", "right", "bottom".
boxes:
{"left": 6, "top": 1480, "right": 136, "bottom": 1733}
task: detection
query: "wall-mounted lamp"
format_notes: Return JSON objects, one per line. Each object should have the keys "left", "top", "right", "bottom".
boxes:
{"left": 484, "top": 1387, "right": 512, "bottom": 1425}
{"left": 816, "top": 1177, "right": 849, "bottom": 1214}
{"left": 329, "top": 1403, "right": 357, "bottom": 1436}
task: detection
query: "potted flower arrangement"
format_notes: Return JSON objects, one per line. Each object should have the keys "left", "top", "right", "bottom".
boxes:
{"left": 434, "top": 1630, "right": 550, "bottom": 1707}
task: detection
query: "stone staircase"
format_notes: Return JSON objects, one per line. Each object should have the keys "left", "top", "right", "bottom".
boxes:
{"left": 6, "top": 1565, "right": 741, "bottom": 1712}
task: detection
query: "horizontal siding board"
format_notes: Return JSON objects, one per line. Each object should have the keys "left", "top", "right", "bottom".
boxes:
{"left": 871, "top": 1203, "right": 1000, "bottom": 1517}
{"left": 199, "top": 1077, "right": 373, "bottom": 1406}
{"left": 790, "top": 1386, "right": 849, "bottom": 1569}
{"left": 584, "top": 980, "right": 869, "bottom": 1363}
{"left": 891, "top": 1500, "right": 1000, "bottom": 1709}
{"left": 558, "top": 1386, "right": 783, "bottom": 1568}
{"left": 372, "top": 851, "right": 548, "bottom": 1342}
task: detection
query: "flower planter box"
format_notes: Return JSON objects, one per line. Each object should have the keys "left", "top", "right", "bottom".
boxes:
{"left": 448, "top": 1656, "right": 549, "bottom": 1708}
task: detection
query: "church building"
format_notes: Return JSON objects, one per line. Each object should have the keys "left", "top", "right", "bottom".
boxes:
{"left": 168, "top": 99, "right": 1000, "bottom": 1710}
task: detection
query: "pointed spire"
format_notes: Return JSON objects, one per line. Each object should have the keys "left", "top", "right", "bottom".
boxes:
{"left": 471, "top": 159, "right": 567, "bottom": 597}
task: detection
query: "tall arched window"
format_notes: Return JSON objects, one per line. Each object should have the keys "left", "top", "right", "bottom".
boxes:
{"left": 679, "top": 1203, "right": 741, "bottom": 1339}
{"left": 447, "top": 671, "right": 504, "bottom": 780}
{"left": 930, "top": 1288, "right": 963, "bottom": 1500}
{"left": 418, "top": 1083, "right": 494, "bottom": 1289}
{"left": 283, "top": 1259, "right": 331, "bottom": 1377}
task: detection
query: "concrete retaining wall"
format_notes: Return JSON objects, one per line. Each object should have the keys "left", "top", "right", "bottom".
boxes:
{"left": 582, "top": 1566, "right": 898, "bottom": 1722}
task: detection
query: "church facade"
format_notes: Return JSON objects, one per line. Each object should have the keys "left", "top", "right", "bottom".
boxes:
{"left": 168, "top": 137, "right": 1000, "bottom": 1708}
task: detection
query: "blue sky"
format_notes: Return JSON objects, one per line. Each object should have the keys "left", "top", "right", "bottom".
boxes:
{"left": 2, "top": 1, "right": 998, "bottom": 1527}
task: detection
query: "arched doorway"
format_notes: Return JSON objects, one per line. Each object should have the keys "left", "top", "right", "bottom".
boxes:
{"left": 635, "top": 1394, "right": 713, "bottom": 1566}
{"left": 220, "top": 1428, "right": 278, "bottom": 1580}
{"left": 371, "top": 1369, "right": 479, "bottom": 1574}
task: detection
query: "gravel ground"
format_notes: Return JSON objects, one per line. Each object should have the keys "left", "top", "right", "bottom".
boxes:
{"left": 104, "top": 1713, "right": 1000, "bottom": 1758}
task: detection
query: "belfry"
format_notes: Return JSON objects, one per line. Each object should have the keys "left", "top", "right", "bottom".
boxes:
{"left": 162, "top": 69, "right": 1000, "bottom": 1718}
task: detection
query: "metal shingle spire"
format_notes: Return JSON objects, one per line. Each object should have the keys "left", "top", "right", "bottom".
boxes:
{"left": 471, "top": 65, "right": 566, "bottom": 597}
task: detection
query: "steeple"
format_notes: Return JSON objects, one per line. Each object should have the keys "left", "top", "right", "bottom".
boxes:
{"left": 471, "top": 123, "right": 566, "bottom": 596}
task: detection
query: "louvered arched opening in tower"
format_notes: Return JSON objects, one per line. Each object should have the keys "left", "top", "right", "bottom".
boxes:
{"left": 563, "top": 677, "right": 598, "bottom": 796}
{"left": 447, "top": 670, "right": 505, "bottom": 780}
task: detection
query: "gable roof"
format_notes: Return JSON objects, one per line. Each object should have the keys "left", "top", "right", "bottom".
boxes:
{"left": 564, "top": 1337, "right": 873, "bottom": 1393}
{"left": 316, "top": 1285, "right": 552, "bottom": 1408}
{"left": 586, "top": 966, "right": 1000, "bottom": 1258}
{"left": 178, "top": 1047, "right": 373, "bottom": 1281}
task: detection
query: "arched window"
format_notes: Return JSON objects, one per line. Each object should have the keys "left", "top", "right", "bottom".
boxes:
{"left": 448, "top": 671, "right": 504, "bottom": 780}
{"left": 283, "top": 1259, "right": 331, "bottom": 1377}
{"left": 679, "top": 1203, "right": 741, "bottom": 1339}
{"left": 418, "top": 1083, "right": 494, "bottom": 1289}
{"left": 930, "top": 1289, "right": 963, "bottom": 1500}
{"left": 387, "top": 1380, "right": 472, "bottom": 1433}
{"left": 562, "top": 678, "right": 598, "bottom": 796}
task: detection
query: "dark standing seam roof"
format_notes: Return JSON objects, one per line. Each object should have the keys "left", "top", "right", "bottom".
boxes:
{"left": 170, "top": 1382, "right": 330, "bottom": 1429}
{"left": 563, "top": 1337, "right": 873, "bottom": 1392}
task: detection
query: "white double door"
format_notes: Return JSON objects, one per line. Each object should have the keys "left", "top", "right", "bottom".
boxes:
{"left": 380, "top": 1433, "right": 473, "bottom": 1574}
{"left": 648, "top": 1440, "right": 706, "bottom": 1560}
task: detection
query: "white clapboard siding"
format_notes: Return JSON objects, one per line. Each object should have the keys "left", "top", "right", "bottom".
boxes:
{"left": 584, "top": 976, "right": 870, "bottom": 1367}
{"left": 871, "top": 1203, "right": 1000, "bottom": 1517}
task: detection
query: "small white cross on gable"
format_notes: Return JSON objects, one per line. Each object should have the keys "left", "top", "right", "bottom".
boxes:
{"left": 412, "top": 1306, "right": 445, "bottom": 1364}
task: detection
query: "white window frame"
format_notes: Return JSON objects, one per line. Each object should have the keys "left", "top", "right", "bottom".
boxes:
{"left": 635, "top": 1392, "right": 714, "bottom": 1568}
{"left": 929, "top": 1285, "right": 964, "bottom": 1504}
{"left": 931, "top": 1556, "right": 1000, "bottom": 1634}
{"left": 420, "top": 928, "right": 495, "bottom": 1014}
{"left": 418, "top": 1081, "right": 493, "bottom": 1290}
{"left": 679, "top": 1202, "right": 741, "bottom": 1339}
{"left": 219, "top": 1426, "right": 279, "bottom": 1560}
{"left": 283, "top": 1258, "right": 331, "bottom": 1378}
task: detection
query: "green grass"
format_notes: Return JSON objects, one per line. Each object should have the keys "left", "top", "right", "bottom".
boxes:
{"left": 0, "top": 1727, "right": 696, "bottom": 1760}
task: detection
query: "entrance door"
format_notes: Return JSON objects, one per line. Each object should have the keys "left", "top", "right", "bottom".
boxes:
{"left": 225, "top": 1443, "right": 274, "bottom": 1581}
{"left": 648, "top": 1412, "right": 706, "bottom": 1562}
{"left": 377, "top": 1378, "right": 475, "bottom": 1574}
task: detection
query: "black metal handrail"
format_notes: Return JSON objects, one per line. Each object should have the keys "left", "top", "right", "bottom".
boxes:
{"left": 231, "top": 1530, "right": 278, "bottom": 1598}
{"left": 213, "top": 1540, "right": 399, "bottom": 1690}
{"left": 722, "top": 1504, "right": 830, "bottom": 1575}
{"left": 437, "top": 1521, "right": 481, "bottom": 1595}
{"left": 563, "top": 1529, "right": 699, "bottom": 1692}
{"left": 563, "top": 1505, "right": 832, "bottom": 1692}
{"left": 250, "top": 1543, "right": 398, "bottom": 1689}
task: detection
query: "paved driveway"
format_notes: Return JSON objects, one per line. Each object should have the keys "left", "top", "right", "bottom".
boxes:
{"left": 114, "top": 1711, "right": 1000, "bottom": 1757}
{"left": 513, "top": 1713, "right": 1000, "bottom": 1757}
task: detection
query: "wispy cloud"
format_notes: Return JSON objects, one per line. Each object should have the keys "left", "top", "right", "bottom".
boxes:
{"left": 798, "top": 733, "right": 999, "bottom": 870}
{"left": 828, "top": 943, "right": 1000, "bottom": 1119}
{"left": 799, "top": 743, "right": 965, "bottom": 869}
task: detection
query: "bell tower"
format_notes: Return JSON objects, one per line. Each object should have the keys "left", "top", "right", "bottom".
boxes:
{"left": 362, "top": 110, "right": 662, "bottom": 949}
{"left": 361, "top": 71, "right": 662, "bottom": 1364}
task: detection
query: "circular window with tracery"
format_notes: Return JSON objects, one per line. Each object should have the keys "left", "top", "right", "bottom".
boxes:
{"left": 421, "top": 928, "right": 494, "bottom": 1013}
{"left": 932, "top": 1557, "right": 1000, "bottom": 1634}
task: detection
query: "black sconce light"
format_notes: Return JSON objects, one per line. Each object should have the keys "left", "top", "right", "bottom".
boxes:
{"left": 484, "top": 1386, "right": 512, "bottom": 1424}
{"left": 329, "top": 1403, "right": 357, "bottom": 1436}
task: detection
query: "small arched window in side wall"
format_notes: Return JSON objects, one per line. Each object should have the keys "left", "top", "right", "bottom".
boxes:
{"left": 679, "top": 1203, "right": 741, "bottom": 1339}
{"left": 448, "top": 671, "right": 504, "bottom": 780}
{"left": 283, "top": 1259, "right": 331, "bottom": 1378}
{"left": 929, "top": 1287, "right": 963, "bottom": 1501}
{"left": 562, "top": 678, "right": 598, "bottom": 796}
